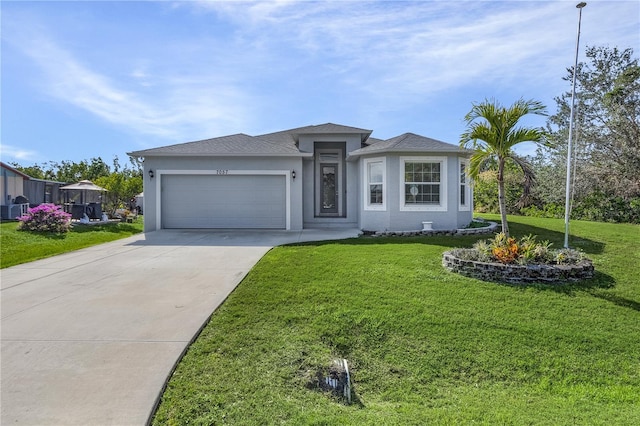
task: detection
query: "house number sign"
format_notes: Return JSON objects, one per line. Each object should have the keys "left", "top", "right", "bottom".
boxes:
{"left": 216, "top": 170, "right": 229, "bottom": 175}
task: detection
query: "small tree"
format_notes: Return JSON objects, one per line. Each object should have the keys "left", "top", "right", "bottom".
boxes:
{"left": 460, "top": 98, "right": 547, "bottom": 236}
{"left": 95, "top": 165, "right": 142, "bottom": 216}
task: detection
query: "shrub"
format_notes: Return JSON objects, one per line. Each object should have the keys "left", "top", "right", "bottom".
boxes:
{"left": 521, "top": 195, "right": 640, "bottom": 223}
{"left": 17, "top": 204, "right": 72, "bottom": 233}
{"left": 490, "top": 233, "right": 520, "bottom": 263}
{"left": 468, "top": 233, "right": 584, "bottom": 266}
{"left": 471, "top": 240, "right": 493, "bottom": 261}
{"left": 572, "top": 193, "right": 640, "bottom": 223}
{"left": 464, "top": 218, "right": 490, "bottom": 229}
{"left": 553, "top": 248, "right": 586, "bottom": 265}
{"left": 473, "top": 168, "right": 525, "bottom": 214}
{"left": 520, "top": 203, "right": 565, "bottom": 219}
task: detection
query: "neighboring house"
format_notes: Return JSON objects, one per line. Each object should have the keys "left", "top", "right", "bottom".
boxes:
{"left": 128, "top": 123, "right": 473, "bottom": 233}
{"left": 0, "top": 162, "right": 66, "bottom": 219}
{"left": 1, "top": 162, "right": 30, "bottom": 219}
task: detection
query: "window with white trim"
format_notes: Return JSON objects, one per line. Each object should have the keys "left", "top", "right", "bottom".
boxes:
{"left": 459, "top": 159, "right": 470, "bottom": 211}
{"left": 400, "top": 157, "right": 447, "bottom": 211}
{"left": 363, "top": 157, "right": 386, "bottom": 211}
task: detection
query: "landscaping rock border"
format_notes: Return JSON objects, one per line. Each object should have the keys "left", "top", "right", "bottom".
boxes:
{"left": 442, "top": 251, "right": 594, "bottom": 284}
{"left": 368, "top": 221, "right": 499, "bottom": 237}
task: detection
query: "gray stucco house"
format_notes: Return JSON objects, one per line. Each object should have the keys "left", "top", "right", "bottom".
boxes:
{"left": 128, "top": 123, "right": 473, "bottom": 233}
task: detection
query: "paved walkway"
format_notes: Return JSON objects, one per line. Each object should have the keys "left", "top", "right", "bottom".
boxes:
{"left": 1, "top": 228, "right": 360, "bottom": 425}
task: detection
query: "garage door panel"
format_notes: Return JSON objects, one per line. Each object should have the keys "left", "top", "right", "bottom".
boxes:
{"left": 161, "top": 175, "right": 286, "bottom": 229}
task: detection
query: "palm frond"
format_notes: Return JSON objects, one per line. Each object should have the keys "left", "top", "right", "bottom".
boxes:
{"left": 468, "top": 147, "right": 494, "bottom": 179}
{"left": 509, "top": 155, "right": 537, "bottom": 208}
{"left": 505, "top": 127, "right": 547, "bottom": 149}
{"left": 460, "top": 123, "right": 498, "bottom": 151}
{"left": 463, "top": 98, "right": 502, "bottom": 130}
{"left": 514, "top": 98, "right": 548, "bottom": 117}
{"left": 460, "top": 98, "right": 548, "bottom": 154}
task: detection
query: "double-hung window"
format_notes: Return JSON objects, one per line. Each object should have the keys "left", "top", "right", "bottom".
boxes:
{"left": 364, "top": 157, "right": 386, "bottom": 210}
{"left": 459, "top": 159, "right": 470, "bottom": 211}
{"left": 400, "top": 157, "right": 447, "bottom": 211}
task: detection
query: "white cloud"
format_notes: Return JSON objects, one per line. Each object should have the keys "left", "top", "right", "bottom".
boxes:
{"left": 184, "top": 0, "right": 639, "bottom": 102}
{"left": 0, "top": 144, "right": 39, "bottom": 162}
{"left": 4, "top": 23, "right": 254, "bottom": 144}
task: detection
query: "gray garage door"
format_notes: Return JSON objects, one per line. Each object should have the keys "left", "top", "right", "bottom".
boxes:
{"left": 161, "top": 174, "right": 286, "bottom": 229}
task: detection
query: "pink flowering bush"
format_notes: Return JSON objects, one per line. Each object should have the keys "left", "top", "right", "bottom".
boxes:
{"left": 17, "top": 204, "right": 72, "bottom": 233}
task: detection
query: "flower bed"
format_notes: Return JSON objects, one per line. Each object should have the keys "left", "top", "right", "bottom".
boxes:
{"left": 442, "top": 233, "right": 594, "bottom": 284}
{"left": 442, "top": 251, "right": 594, "bottom": 284}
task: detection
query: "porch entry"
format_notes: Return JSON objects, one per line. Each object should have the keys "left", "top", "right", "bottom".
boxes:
{"left": 315, "top": 145, "right": 345, "bottom": 217}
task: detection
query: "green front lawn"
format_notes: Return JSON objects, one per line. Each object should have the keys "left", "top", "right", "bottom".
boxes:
{"left": 153, "top": 216, "right": 640, "bottom": 425}
{"left": 0, "top": 219, "right": 144, "bottom": 268}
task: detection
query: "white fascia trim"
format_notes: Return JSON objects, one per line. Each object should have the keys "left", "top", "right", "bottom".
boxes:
{"left": 154, "top": 169, "right": 292, "bottom": 231}
{"left": 363, "top": 157, "right": 386, "bottom": 211}
{"left": 399, "top": 156, "right": 448, "bottom": 212}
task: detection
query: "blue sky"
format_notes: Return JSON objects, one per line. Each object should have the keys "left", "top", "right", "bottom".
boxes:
{"left": 2, "top": 0, "right": 638, "bottom": 167}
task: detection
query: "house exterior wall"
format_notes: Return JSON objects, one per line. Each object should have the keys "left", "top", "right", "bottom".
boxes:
{"left": 299, "top": 134, "right": 362, "bottom": 227}
{"left": 23, "top": 181, "right": 43, "bottom": 205}
{"left": 359, "top": 153, "right": 473, "bottom": 231}
{"left": 24, "top": 180, "right": 66, "bottom": 205}
{"left": 142, "top": 156, "right": 303, "bottom": 232}
{"left": 0, "top": 169, "right": 25, "bottom": 206}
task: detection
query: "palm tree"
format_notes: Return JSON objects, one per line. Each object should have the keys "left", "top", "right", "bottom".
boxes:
{"left": 460, "top": 98, "right": 547, "bottom": 237}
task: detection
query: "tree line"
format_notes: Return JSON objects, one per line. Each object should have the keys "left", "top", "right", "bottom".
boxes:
{"left": 471, "top": 45, "right": 639, "bottom": 224}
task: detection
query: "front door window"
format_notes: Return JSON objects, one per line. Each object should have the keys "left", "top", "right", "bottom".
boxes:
{"left": 320, "top": 164, "right": 338, "bottom": 214}
{"left": 315, "top": 147, "right": 344, "bottom": 217}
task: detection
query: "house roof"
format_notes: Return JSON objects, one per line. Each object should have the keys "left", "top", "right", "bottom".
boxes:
{"left": 364, "top": 137, "right": 384, "bottom": 146}
{"left": 128, "top": 133, "right": 309, "bottom": 157}
{"left": 128, "top": 125, "right": 468, "bottom": 159}
{"left": 257, "top": 123, "right": 373, "bottom": 145}
{"left": 290, "top": 123, "right": 372, "bottom": 137}
{"left": 1, "top": 162, "right": 31, "bottom": 179}
{"left": 348, "top": 133, "right": 470, "bottom": 158}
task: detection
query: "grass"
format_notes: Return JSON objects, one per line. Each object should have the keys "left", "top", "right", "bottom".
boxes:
{"left": 0, "top": 219, "right": 144, "bottom": 268}
{"left": 152, "top": 215, "right": 640, "bottom": 425}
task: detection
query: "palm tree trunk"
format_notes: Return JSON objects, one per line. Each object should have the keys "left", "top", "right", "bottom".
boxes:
{"left": 497, "top": 157, "right": 510, "bottom": 236}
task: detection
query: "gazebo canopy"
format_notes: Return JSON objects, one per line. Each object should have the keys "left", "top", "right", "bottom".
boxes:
{"left": 60, "top": 180, "right": 107, "bottom": 192}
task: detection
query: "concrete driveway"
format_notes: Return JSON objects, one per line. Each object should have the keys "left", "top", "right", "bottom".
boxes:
{"left": 1, "top": 228, "right": 359, "bottom": 425}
